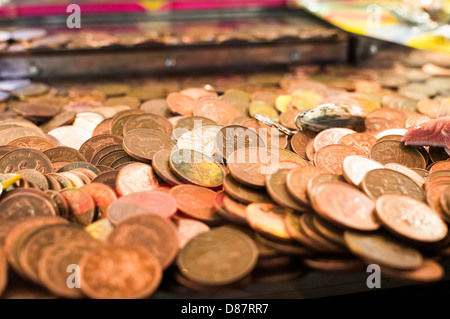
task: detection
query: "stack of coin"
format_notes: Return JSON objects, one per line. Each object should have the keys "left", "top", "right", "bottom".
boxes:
{"left": 0, "top": 48, "right": 449, "bottom": 298}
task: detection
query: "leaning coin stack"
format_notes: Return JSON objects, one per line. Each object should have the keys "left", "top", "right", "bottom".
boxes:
{"left": 0, "top": 49, "right": 449, "bottom": 298}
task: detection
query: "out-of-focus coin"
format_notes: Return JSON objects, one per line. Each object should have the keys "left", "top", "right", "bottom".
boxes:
{"left": 338, "top": 133, "right": 376, "bottom": 156}
{"left": 95, "top": 84, "right": 130, "bottom": 97}
{"left": 19, "top": 224, "right": 92, "bottom": 283}
{"left": 193, "top": 98, "right": 241, "bottom": 126}
{"left": 174, "top": 218, "right": 210, "bottom": 249}
{"left": 13, "top": 103, "right": 60, "bottom": 122}
{"left": 123, "top": 128, "right": 174, "bottom": 162}
{"left": 384, "top": 163, "right": 426, "bottom": 187}
{"left": 171, "top": 116, "right": 216, "bottom": 141}
{"left": 110, "top": 109, "right": 145, "bottom": 136}
{"left": 380, "top": 259, "right": 444, "bottom": 283}
{"left": 310, "top": 181, "right": 379, "bottom": 231}
{"left": 116, "top": 163, "right": 158, "bottom": 196}
{"left": 167, "top": 92, "right": 194, "bottom": 116}
{"left": 80, "top": 183, "right": 117, "bottom": 219}
{"left": 311, "top": 214, "right": 345, "bottom": 246}
{"left": 170, "top": 149, "right": 223, "bottom": 188}
{"left": 430, "top": 161, "right": 450, "bottom": 174}
{"left": 17, "top": 169, "right": 49, "bottom": 190}
{"left": 170, "top": 185, "right": 217, "bottom": 220}
{"left": 0, "top": 127, "right": 46, "bottom": 145}
{"left": 85, "top": 219, "right": 114, "bottom": 242}
{"left": 0, "top": 191, "right": 56, "bottom": 221}
{"left": 286, "top": 166, "right": 327, "bottom": 206}
{"left": 48, "top": 126, "right": 91, "bottom": 150}
{"left": 39, "top": 110, "right": 76, "bottom": 133}
{"left": 140, "top": 99, "right": 171, "bottom": 117}
{"left": 109, "top": 190, "right": 177, "bottom": 224}
{"left": 370, "top": 140, "right": 426, "bottom": 169}
{"left": 223, "top": 174, "right": 273, "bottom": 204}
{"left": 60, "top": 188, "right": 95, "bottom": 226}
{"left": 0, "top": 148, "right": 53, "bottom": 174}
{"left": 91, "top": 170, "right": 119, "bottom": 191}
{"left": 80, "top": 245, "right": 162, "bottom": 299}
{"left": 104, "top": 96, "right": 140, "bottom": 109}
{"left": 303, "top": 257, "right": 365, "bottom": 273}
{"left": 266, "top": 169, "right": 309, "bottom": 212}
{"left": 427, "top": 181, "right": 450, "bottom": 218}
{"left": 344, "top": 231, "right": 423, "bottom": 270}
{"left": 314, "top": 144, "right": 366, "bottom": 175}
{"left": 0, "top": 249, "right": 7, "bottom": 297}
{"left": 108, "top": 214, "right": 178, "bottom": 269}
{"left": 376, "top": 194, "right": 447, "bottom": 242}
{"left": 11, "top": 82, "right": 49, "bottom": 99}
{"left": 279, "top": 108, "right": 302, "bottom": 130}
{"left": 343, "top": 155, "right": 384, "bottom": 186}
{"left": 177, "top": 228, "right": 258, "bottom": 286}
{"left": 362, "top": 168, "right": 425, "bottom": 201}
{"left": 249, "top": 101, "right": 279, "bottom": 122}
{"left": 246, "top": 203, "right": 292, "bottom": 241}
{"left": 314, "top": 128, "right": 357, "bottom": 152}
{"left": 38, "top": 239, "right": 103, "bottom": 298}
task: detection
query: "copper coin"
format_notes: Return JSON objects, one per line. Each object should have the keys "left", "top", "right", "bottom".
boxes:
{"left": 430, "top": 161, "right": 450, "bottom": 174}
{"left": 314, "top": 144, "right": 366, "bottom": 175}
{"left": 85, "top": 219, "right": 114, "bottom": 242}
{"left": 276, "top": 148, "right": 310, "bottom": 166}
{"left": 0, "top": 127, "right": 46, "bottom": 146}
{"left": 105, "top": 96, "right": 140, "bottom": 109}
{"left": 60, "top": 188, "right": 96, "bottom": 226}
{"left": 427, "top": 181, "right": 450, "bottom": 218}
{"left": 303, "top": 257, "right": 365, "bottom": 273}
{"left": 47, "top": 172, "right": 72, "bottom": 189}
{"left": 0, "top": 249, "right": 7, "bottom": 297}
{"left": 92, "top": 118, "right": 113, "bottom": 136}
{"left": 140, "top": 99, "right": 171, "bottom": 117}
{"left": 311, "top": 214, "right": 345, "bottom": 246}
{"left": 8, "top": 137, "right": 55, "bottom": 152}
{"left": 108, "top": 190, "right": 177, "bottom": 224}
{"left": 170, "top": 185, "right": 217, "bottom": 221}
{"left": 174, "top": 218, "right": 210, "bottom": 249}
{"left": 43, "top": 146, "right": 87, "bottom": 163}
{"left": 279, "top": 108, "right": 302, "bottom": 130}
{"left": 380, "top": 259, "right": 444, "bottom": 283}
{"left": 4, "top": 216, "right": 68, "bottom": 276}
{"left": 344, "top": 231, "right": 423, "bottom": 270}
{"left": 227, "top": 147, "right": 279, "bottom": 188}
{"left": 376, "top": 194, "right": 447, "bottom": 243}
{"left": 123, "top": 128, "right": 174, "bottom": 162}
{"left": 123, "top": 113, "right": 173, "bottom": 137}
{"left": 0, "top": 148, "right": 53, "bottom": 174}
{"left": 364, "top": 117, "right": 398, "bottom": 134}
{"left": 81, "top": 183, "right": 117, "bottom": 219}
{"left": 265, "top": 168, "right": 309, "bottom": 212}
{"left": 176, "top": 129, "right": 217, "bottom": 158}
{"left": 376, "top": 134, "right": 403, "bottom": 143}
{"left": 18, "top": 169, "right": 49, "bottom": 190}
{"left": 170, "top": 149, "right": 223, "bottom": 188}
{"left": 193, "top": 98, "right": 241, "bottom": 126}
{"left": 290, "top": 131, "right": 313, "bottom": 160}
{"left": 305, "top": 138, "right": 316, "bottom": 161}
{"left": 223, "top": 174, "right": 273, "bottom": 204}
{"left": 90, "top": 144, "right": 123, "bottom": 165}
{"left": 215, "top": 124, "right": 265, "bottom": 159}
{"left": 116, "top": 163, "right": 159, "bottom": 196}
{"left": 0, "top": 192, "right": 56, "bottom": 222}
{"left": 79, "top": 134, "right": 123, "bottom": 163}
{"left": 109, "top": 214, "right": 178, "bottom": 269}
{"left": 111, "top": 109, "right": 145, "bottom": 137}
{"left": 253, "top": 232, "right": 311, "bottom": 256}
{"left": 440, "top": 186, "right": 450, "bottom": 217}
{"left": 370, "top": 140, "right": 426, "bottom": 169}
{"left": 39, "top": 110, "right": 76, "bottom": 133}
{"left": 286, "top": 166, "right": 327, "bottom": 206}
{"left": 0, "top": 145, "right": 19, "bottom": 158}
{"left": 311, "top": 181, "right": 379, "bottom": 231}
{"left": 152, "top": 149, "right": 184, "bottom": 186}
{"left": 167, "top": 92, "right": 194, "bottom": 116}
{"left": 80, "top": 245, "right": 162, "bottom": 299}
{"left": 342, "top": 155, "right": 384, "bottom": 186}
{"left": 338, "top": 133, "right": 376, "bottom": 156}
{"left": 222, "top": 193, "right": 248, "bottom": 222}
{"left": 362, "top": 168, "right": 425, "bottom": 201}
{"left": 45, "top": 190, "right": 69, "bottom": 218}
{"left": 91, "top": 170, "right": 119, "bottom": 191}
{"left": 19, "top": 224, "right": 92, "bottom": 283}
{"left": 245, "top": 203, "right": 292, "bottom": 241}
{"left": 37, "top": 239, "right": 103, "bottom": 298}
{"left": 384, "top": 163, "right": 426, "bottom": 187}
{"left": 171, "top": 116, "right": 217, "bottom": 141}
{"left": 13, "top": 102, "right": 60, "bottom": 121}
{"left": 177, "top": 228, "right": 258, "bottom": 286}
{"left": 314, "top": 128, "right": 357, "bottom": 152}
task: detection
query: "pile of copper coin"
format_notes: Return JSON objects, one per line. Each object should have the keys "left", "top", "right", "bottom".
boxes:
{"left": 0, "top": 20, "right": 340, "bottom": 52}
{"left": 0, "top": 49, "right": 449, "bottom": 299}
